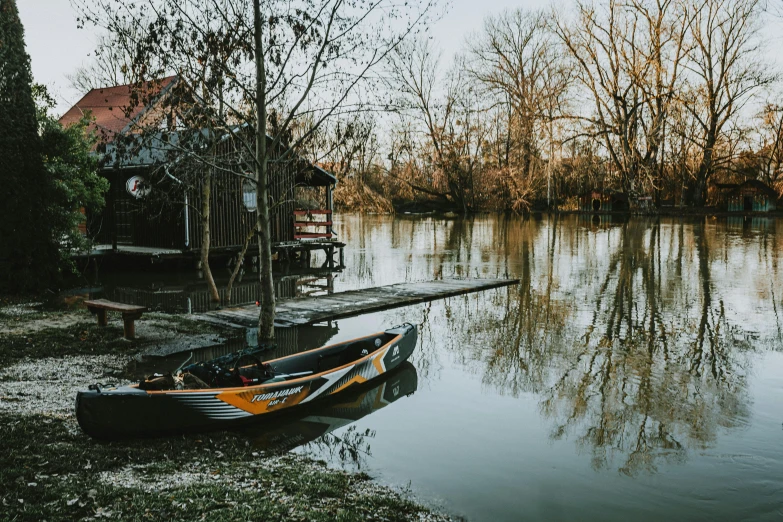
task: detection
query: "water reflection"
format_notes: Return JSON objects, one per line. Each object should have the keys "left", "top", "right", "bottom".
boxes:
{"left": 63, "top": 266, "right": 341, "bottom": 313}
{"left": 536, "top": 220, "right": 754, "bottom": 475}
{"left": 337, "top": 215, "right": 777, "bottom": 479}
{"left": 60, "top": 212, "right": 783, "bottom": 520}
{"left": 239, "top": 362, "right": 417, "bottom": 470}
{"left": 505, "top": 219, "right": 753, "bottom": 473}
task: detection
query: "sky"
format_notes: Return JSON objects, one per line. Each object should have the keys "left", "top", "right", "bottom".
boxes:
{"left": 17, "top": 0, "right": 549, "bottom": 116}
{"left": 16, "top": 0, "right": 783, "bottom": 117}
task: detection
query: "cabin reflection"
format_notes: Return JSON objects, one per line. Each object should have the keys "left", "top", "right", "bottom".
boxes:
{"left": 577, "top": 212, "right": 629, "bottom": 230}
{"left": 256, "top": 322, "right": 340, "bottom": 359}
{"left": 720, "top": 216, "right": 776, "bottom": 235}
{"left": 79, "top": 267, "right": 339, "bottom": 314}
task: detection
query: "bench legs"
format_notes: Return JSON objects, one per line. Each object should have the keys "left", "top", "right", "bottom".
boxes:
{"left": 89, "top": 308, "right": 142, "bottom": 340}
{"left": 122, "top": 312, "right": 143, "bottom": 340}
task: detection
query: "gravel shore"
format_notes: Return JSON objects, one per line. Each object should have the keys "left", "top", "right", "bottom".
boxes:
{"left": 0, "top": 306, "right": 457, "bottom": 522}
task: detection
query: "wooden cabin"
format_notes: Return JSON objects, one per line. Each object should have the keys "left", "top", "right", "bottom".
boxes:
{"left": 579, "top": 190, "right": 628, "bottom": 212}
{"left": 60, "top": 78, "right": 339, "bottom": 263}
{"left": 717, "top": 180, "right": 778, "bottom": 212}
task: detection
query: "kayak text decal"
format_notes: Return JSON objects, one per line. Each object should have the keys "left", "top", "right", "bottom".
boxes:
{"left": 251, "top": 386, "right": 304, "bottom": 403}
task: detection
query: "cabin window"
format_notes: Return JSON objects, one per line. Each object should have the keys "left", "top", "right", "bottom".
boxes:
{"left": 243, "top": 179, "right": 257, "bottom": 211}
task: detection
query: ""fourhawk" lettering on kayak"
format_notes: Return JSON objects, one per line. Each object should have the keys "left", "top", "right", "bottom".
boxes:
{"left": 250, "top": 386, "right": 304, "bottom": 403}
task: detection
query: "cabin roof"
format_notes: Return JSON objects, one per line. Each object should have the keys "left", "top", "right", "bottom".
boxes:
{"left": 103, "top": 131, "right": 335, "bottom": 186}
{"left": 59, "top": 76, "right": 178, "bottom": 141}
{"left": 714, "top": 183, "right": 739, "bottom": 190}
{"left": 63, "top": 79, "right": 336, "bottom": 187}
{"left": 300, "top": 165, "right": 337, "bottom": 187}
{"left": 727, "top": 180, "right": 778, "bottom": 199}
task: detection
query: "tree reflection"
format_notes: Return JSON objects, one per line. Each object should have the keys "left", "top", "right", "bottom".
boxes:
{"left": 348, "top": 214, "right": 767, "bottom": 475}
{"left": 301, "top": 425, "right": 376, "bottom": 470}
{"left": 419, "top": 216, "right": 757, "bottom": 475}
{"left": 542, "top": 219, "right": 754, "bottom": 474}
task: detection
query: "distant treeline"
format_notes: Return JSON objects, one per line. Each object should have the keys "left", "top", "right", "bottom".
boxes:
{"left": 311, "top": 0, "right": 782, "bottom": 213}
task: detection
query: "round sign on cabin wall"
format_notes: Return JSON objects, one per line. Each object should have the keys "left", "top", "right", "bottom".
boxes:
{"left": 126, "top": 176, "right": 150, "bottom": 199}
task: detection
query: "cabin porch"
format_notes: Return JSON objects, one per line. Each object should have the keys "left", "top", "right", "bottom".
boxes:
{"left": 84, "top": 161, "right": 342, "bottom": 268}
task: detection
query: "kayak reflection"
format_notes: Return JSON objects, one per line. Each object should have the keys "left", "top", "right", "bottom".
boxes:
{"left": 238, "top": 361, "right": 417, "bottom": 459}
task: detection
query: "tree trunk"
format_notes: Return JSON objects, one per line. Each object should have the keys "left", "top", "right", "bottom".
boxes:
{"left": 254, "top": 0, "right": 275, "bottom": 342}
{"left": 225, "top": 225, "right": 256, "bottom": 305}
{"left": 201, "top": 169, "right": 220, "bottom": 304}
{"left": 691, "top": 130, "right": 717, "bottom": 207}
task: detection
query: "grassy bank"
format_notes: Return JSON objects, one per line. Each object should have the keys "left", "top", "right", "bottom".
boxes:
{"left": 0, "top": 301, "right": 453, "bottom": 522}
{"left": 0, "top": 412, "right": 441, "bottom": 521}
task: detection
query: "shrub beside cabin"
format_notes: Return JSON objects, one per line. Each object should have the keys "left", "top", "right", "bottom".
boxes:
{"left": 59, "top": 77, "right": 338, "bottom": 262}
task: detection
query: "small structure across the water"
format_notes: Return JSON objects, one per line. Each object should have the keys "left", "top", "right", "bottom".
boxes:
{"left": 715, "top": 180, "right": 779, "bottom": 212}
{"left": 579, "top": 190, "right": 628, "bottom": 212}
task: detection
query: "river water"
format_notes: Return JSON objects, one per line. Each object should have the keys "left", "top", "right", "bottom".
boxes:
{"left": 269, "top": 213, "right": 783, "bottom": 521}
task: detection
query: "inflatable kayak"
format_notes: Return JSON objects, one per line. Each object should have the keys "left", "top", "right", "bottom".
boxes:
{"left": 76, "top": 323, "right": 417, "bottom": 439}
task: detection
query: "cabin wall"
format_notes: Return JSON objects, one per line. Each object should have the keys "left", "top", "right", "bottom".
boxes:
{"left": 727, "top": 188, "right": 777, "bottom": 212}
{"left": 579, "top": 192, "right": 613, "bottom": 212}
{"left": 187, "top": 171, "right": 256, "bottom": 251}
{"left": 89, "top": 168, "right": 188, "bottom": 249}
{"left": 268, "top": 159, "right": 297, "bottom": 243}
{"left": 92, "top": 138, "right": 325, "bottom": 252}
{"left": 185, "top": 158, "right": 298, "bottom": 251}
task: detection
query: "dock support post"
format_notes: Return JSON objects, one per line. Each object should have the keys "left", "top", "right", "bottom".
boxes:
{"left": 326, "top": 185, "right": 334, "bottom": 236}
{"left": 339, "top": 246, "right": 344, "bottom": 268}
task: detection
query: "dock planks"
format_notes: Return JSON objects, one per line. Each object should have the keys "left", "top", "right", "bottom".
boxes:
{"left": 198, "top": 278, "right": 519, "bottom": 328}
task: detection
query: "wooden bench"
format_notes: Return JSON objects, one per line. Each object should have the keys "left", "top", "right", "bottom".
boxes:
{"left": 84, "top": 299, "right": 146, "bottom": 340}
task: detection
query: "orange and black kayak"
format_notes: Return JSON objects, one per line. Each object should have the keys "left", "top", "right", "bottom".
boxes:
{"left": 76, "top": 323, "right": 417, "bottom": 439}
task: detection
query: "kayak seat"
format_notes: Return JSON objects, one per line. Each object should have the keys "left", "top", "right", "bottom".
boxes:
{"left": 320, "top": 342, "right": 375, "bottom": 372}
{"left": 317, "top": 352, "right": 342, "bottom": 372}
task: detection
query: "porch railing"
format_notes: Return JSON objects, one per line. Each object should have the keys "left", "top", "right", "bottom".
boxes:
{"left": 294, "top": 209, "right": 333, "bottom": 239}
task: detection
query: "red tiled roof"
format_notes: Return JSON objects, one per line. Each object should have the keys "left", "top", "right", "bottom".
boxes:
{"left": 59, "top": 76, "right": 177, "bottom": 141}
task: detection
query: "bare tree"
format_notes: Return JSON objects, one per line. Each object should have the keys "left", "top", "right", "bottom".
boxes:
{"left": 682, "top": 0, "right": 774, "bottom": 204}
{"left": 67, "top": 22, "right": 152, "bottom": 92}
{"left": 467, "top": 9, "right": 571, "bottom": 193}
{"left": 75, "top": 0, "right": 437, "bottom": 341}
{"left": 387, "top": 39, "right": 490, "bottom": 213}
{"left": 306, "top": 113, "right": 381, "bottom": 182}
{"left": 757, "top": 102, "right": 783, "bottom": 187}
{"left": 554, "top": 0, "right": 690, "bottom": 202}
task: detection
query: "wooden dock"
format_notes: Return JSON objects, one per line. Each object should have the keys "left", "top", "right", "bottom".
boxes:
{"left": 197, "top": 278, "right": 519, "bottom": 328}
